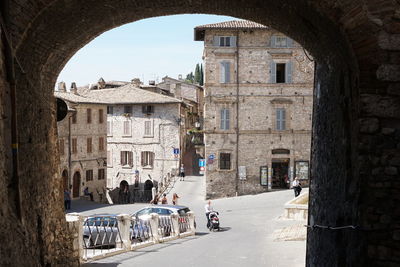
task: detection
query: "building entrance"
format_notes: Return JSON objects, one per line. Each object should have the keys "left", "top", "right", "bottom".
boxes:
{"left": 272, "top": 159, "right": 289, "bottom": 189}
{"left": 72, "top": 172, "right": 81, "bottom": 198}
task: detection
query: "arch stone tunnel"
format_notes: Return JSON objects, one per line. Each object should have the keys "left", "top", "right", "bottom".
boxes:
{"left": 0, "top": 0, "right": 399, "bottom": 266}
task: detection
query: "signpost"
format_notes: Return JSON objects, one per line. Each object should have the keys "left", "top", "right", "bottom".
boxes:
{"left": 199, "top": 159, "right": 205, "bottom": 175}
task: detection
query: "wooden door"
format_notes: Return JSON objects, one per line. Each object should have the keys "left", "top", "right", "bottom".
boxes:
{"left": 72, "top": 172, "right": 81, "bottom": 198}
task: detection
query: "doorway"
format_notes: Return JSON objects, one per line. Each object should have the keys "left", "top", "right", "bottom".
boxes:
{"left": 62, "top": 170, "right": 68, "bottom": 191}
{"left": 72, "top": 172, "right": 81, "bottom": 198}
{"left": 271, "top": 159, "right": 289, "bottom": 189}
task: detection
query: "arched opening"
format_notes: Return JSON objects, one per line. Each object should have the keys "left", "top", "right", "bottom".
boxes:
{"left": 72, "top": 171, "right": 81, "bottom": 198}
{"left": 61, "top": 169, "right": 68, "bottom": 190}
{"left": 144, "top": 179, "right": 154, "bottom": 203}
{"left": 2, "top": 1, "right": 398, "bottom": 266}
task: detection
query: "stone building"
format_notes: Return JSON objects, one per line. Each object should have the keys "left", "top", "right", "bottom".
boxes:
{"left": 55, "top": 82, "right": 108, "bottom": 202}
{"left": 84, "top": 81, "right": 182, "bottom": 202}
{"left": 195, "top": 20, "right": 314, "bottom": 199}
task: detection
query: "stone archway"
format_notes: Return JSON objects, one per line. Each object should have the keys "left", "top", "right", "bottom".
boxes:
{"left": 0, "top": 1, "right": 399, "bottom": 266}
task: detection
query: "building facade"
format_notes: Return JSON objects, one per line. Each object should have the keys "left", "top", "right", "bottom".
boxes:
{"left": 84, "top": 82, "right": 182, "bottom": 201}
{"left": 55, "top": 82, "right": 108, "bottom": 202}
{"left": 195, "top": 20, "right": 314, "bottom": 199}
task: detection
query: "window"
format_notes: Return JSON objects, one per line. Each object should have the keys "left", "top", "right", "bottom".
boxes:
{"left": 142, "top": 105, "right": 154, "bottom": 114}
{"left": 124, "top": 105, "right": 132, "bottom": 114}
{"left": 98, "top": 137, "right": 104, "bottom": 151}
{"left": 144, "top": 121, "right": 153, "bottom": 136}
{"left": 98, "top": 169, "right": 105, "bottom": 180}
{"left": 86, "top": 170, "right": 93, "bottom": 181}
{"left": 59, "top": 139, "right": 64, "bottom": 155}
{"left": 72, "top": 138, "right": 77, "bottom": 154}
{"left": 107, "top": 121, "right": 112, "bottom": 136}
{"left": 120, "top": 151, "right": 133, "bottom": 166}
{"left": 107, "top": 150, "right": 112, "bottom": 167}
{"left": 219, "top": 153, "right": 231, "bottom": 170}
{"left": 123, "top": 121, "right": 131, "bottom": 136}
{"left": 87, "top": 138, "right": 92, "bottom": 153}
{"left": 220, "top": 61, "right": 231, "bottom": 83}
{"left": 141, "top": 151, "right": 155, "bottom": 167}
{"left": 271, "top": 36, "right": 293, "bottom": 48}
{"left": 99, "top": 109, "right": 104, "bottom": 123}
{"left": 270, "top": 61, "right": 292, "bottom": 83}
{"left": 214, "top": 36, "right": 236, "bottom": 47}
{"left": 72, "top": 112, "right": 77, "bottom": 124}
{"left": 220, "top": 108, "right": 230, "bottom": 130}
{"left": 87, "top": 108, "right": 92, "bottom": 123}
{"left": 276, "top": 108, "right": 286, "bottom": 131}
{"left": 107, "top": 106, "right": 113, "bottom": 115}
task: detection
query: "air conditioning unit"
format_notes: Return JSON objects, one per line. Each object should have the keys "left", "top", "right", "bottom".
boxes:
{"left": 142, "top": 105, "right": 154, "bottom": 114}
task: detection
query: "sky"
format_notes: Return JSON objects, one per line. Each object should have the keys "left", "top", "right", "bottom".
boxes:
{"left": 57, "top": 14, "right": 237, "bottom": 88}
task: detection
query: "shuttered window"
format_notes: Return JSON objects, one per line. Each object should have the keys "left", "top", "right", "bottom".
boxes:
{"left": 219, "top": 153, "right": 231, "bottom": 170}
{"left": 123, "top": 121, "right": 131, "bottom": 136}
{"left": 276, "top": 108, "right": 286, "bottom": 131}
{"left": 213, "top": 36, "right": 236, "bottom": 47}
{"left": 141, "top": 151, "right": 155, "bottom": 167}
{"left": 144, "top": 121, "right": 152, "bottom": 136}
{"left": 87, "top": 108, "right": 92, "bottom": 124}
{"left": 87, "top": 137, "right": 92, "bottom": 153}
{"left": 120, "top": 151, "right": 133, "bottom": 166}
{"left": 107, "top": 106, "right": 113, "bottom": 115}
{"left": 270, "top": 61, "right": 292, "bottom": 84}
{"left": 124, "top": 105, "right": 132, "bottom": 114}
{"left": 99, "top": 109, "right": 104, "bottom": 123}
{"left": 72, "top": 138, "right": 77, "bottom": 154}
{"left": 220, "top": 108, "right": 230, "bottom": 130}
{"left": 220, "top": 61, "right": 231, "bottom": 83}
{"left": 98, "top": 169, "right": 105, "bottom": 180}
{"left": 98, "top": 137, "right": 104, "bottom": 151}
{"left": 270, "top": 36, "right": 293, "bottom": 48}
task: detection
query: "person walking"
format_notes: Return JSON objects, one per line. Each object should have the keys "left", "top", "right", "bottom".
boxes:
{"left": 205, "top": 200, "right": 213, "bottom": 228}
{"left": 64, "top": 189, "right": 71, "bottom": 211}
{"left": 179, "top": 164, "right": 185, "bottom": 181}
{"left": 150, "top": 194, "right": 159, "bottom": 205}
{"left": 161, "top": 193, "right": 168, "bottom": 204}
{"left": 292, "top": 177, "right": 302, "bottom": 197}
{"left": 172, "top": 193, "right": 179, "bottom": 205}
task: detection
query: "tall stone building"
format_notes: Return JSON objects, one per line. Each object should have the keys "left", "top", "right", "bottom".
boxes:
{"left": 195, "top": 20, "right": 314, "bottom": 199}
{"left": 85, "top": 81, "right": 183, "bottom": 202}
{"left": 55, "top": 82, "right": 108, "bottom": 201}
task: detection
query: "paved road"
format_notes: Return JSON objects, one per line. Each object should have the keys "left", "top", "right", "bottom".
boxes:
{"left": 79, "top": 175, "right": 306, "bottom": 267}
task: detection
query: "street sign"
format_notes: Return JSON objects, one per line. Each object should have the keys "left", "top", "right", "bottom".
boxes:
{"left": 199, "top": 159, "right": 205, "bottom": 167}
{"left": 173, "top": 148, "right": 180, "bottom": 154}
{"left": 208, "top": 154, "right": 215, "bottom": 160}
{"left": 200, "top": 166, "right": 205, "bottom": 171}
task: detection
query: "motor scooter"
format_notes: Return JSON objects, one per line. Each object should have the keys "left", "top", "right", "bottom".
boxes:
{"left": 208, "top": 211, "right": 220, "bottom": 231}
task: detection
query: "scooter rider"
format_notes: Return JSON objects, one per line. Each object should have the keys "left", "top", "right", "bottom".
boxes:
{"left": 205, "top": 200, "right": 213, "bottom": 228}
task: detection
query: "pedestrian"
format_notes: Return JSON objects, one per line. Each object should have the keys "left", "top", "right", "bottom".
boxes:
{"left": 150, "top": 194, "right": 159, "bottom": 205}
{"left": 64, "top": 188, "right": 71, "bottom": 210}
{"left": 284, "top": 174, "right": 290, "bottom": 189}
{"left": 172, "top": 193, "right": 179, "bottom": 205}
{"left": 205, "top": 200, "right": 213, "bottom": 228}
{"left": 292, "top": 177, "right": 302, "bottom": 197}
{"left": 84, "top": 186, "right": 94, "bottom": 201}
{"left": 179, "top": 164, "right": 185, "bottom": 181}
{"left": 161, "top": 193, "right": 168, "bottom": 204}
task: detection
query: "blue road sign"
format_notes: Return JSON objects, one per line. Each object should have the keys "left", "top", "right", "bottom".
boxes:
{"left": 208, "top": 154, "right": 215, "bottom": 160}
{"left": 199, "top": 159, "right": 205, "bottom": 167}
{"left": 173, "top": 148, "right": 180, "bottom": 154}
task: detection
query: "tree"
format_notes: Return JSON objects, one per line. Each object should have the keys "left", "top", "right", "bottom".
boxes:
{"left": 185, "top": 72, "right": 194, "bottom": 83}
{"left": 199, "top": 63, "right": 204, "bottom": 86}
{"left": 194, "top": 63, "right": 201, "bottom": 84}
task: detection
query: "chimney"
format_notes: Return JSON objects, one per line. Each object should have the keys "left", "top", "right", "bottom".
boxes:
{"left": 98, "top": 77, "right": 106, "bottom": 89}
{"left": 58, "top": 82, "right": 66, "bottom": 92}
{"left": 70, "top": 82, "right": 78, "bottom": 94}
{"left": 175, "top": 83, "right": 182, "bottom": 99}
{"left": 131, "top": 78, "right": 141, "bottom": 87}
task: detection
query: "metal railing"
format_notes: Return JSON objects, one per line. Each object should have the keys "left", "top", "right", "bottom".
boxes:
{"left": 66, "top": 211, "right": 196, "bottom": 263}
{"left": 82, "top": 216, "right": 123, "bottom": 260}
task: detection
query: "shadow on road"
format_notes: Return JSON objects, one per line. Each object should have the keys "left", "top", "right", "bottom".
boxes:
{"left": 195, "top": 231, "right": 209, "bottom": 236}
{"left": 84, "top": 263, "right": 120, "bottom": 266}
{"left": 213, "top": 226, "right": 231, "bottom": 232}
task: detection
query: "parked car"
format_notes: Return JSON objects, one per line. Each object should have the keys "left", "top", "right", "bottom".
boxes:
{"left": 132, "top": 205, "right": 196, "bottom": 230}
{"left": 83, "top": 214, "right": 121, "bottom": 248}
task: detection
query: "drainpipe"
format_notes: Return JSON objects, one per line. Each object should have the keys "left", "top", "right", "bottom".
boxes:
{"left": 235, "top": 31, "right": 240, "bottom": 195}
{"left": 68, "top": 114, "right": 72, "bottom": 189}
{"left": 1, "top": 0, "right": 22, "bottom": 220}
